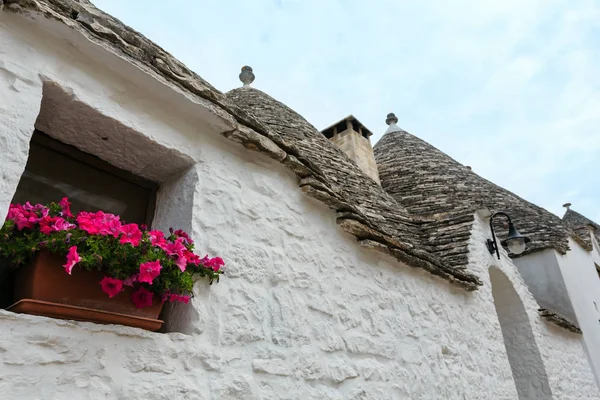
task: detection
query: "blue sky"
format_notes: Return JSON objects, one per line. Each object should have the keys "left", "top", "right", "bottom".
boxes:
{"left": 95, "top": 0, "right": 600, "bottom": 222}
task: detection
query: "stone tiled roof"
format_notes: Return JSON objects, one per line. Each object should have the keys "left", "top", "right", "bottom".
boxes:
{"left": 227, "top": 87, "right": 481, "bottom": 290}
{"left": 374, "top": 128, "right": 571, "bottom": 268}
{"left": 563, "top": 209, "right": 599, "bottom": 250}
{"left": 7, "top": 0, "right": 482, "bottom": 289}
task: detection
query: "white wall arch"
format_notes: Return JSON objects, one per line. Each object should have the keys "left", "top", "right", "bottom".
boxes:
{"left": 489, "top": 265, "right": 553, "bottom": 399}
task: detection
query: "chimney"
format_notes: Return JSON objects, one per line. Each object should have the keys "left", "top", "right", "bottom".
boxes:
{"left": 321, "top": 115, "right": 380, "bottom": 184}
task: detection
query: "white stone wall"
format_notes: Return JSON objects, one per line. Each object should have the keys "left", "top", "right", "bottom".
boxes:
{"left": 1, "top": 10, "right": 599, "bottom": 400}
{"left": 556, "top": 237, "right": 600, "bottom": 386}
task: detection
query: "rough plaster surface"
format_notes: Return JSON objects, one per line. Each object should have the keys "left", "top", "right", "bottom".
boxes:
{"left": 1, "top": 11, "right": 599, "bottom": 400}
{"left": 0, "top": 53, "right": 43, "bottom": 221}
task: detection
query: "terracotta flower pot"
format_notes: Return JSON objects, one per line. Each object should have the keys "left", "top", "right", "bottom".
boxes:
{"left": 9, "top": 250, "right": 163, "bottom": 331}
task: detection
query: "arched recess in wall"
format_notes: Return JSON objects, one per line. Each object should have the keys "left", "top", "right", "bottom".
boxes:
{"left": 489, "top": 266, "right": 553, "bottom": 400}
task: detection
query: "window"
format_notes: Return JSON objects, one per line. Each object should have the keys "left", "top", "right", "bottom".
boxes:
{"left": 11, "top": 130, "right": 157, "bottom": 225}
{"left": 1, "top": 131, "right": 157, "bottom": 308}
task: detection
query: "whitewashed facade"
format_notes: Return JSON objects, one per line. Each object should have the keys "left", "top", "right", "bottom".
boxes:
{"left": 1, "top": 2, "right": 599, "bottom": 399}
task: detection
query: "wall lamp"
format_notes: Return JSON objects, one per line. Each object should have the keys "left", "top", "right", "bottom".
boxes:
{"left": 487, "top": 212, "right": 531, "bottom": 259}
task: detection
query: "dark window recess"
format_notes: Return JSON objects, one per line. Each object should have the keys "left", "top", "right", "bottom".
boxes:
{"left": 11, "top": 130, "right": 157, "bottom": 226}
{"left": 1, "top": 130, "right": 158, "bottom": 308}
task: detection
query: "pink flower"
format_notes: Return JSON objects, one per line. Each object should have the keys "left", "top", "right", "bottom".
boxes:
{"left": 76, "top": 211, "right": 121, "bottom": 236}
{"left": 123, "top": 274, "right": 139, "bottom": 287}
{"left": 201, "top": 256, "right": 224, "bottom": 272}
{"left": 131, "top": 287, "right": 154, "bottom": 308}
{"left": 185, "top": 251, "right": 200, "bottom": 266}
{"left": 164, "top": 239, "right": 186, "bottom": 256}
{"left": 6, "top": 205, "right": 20, "bottom": 221}
{"left": 58, "top": 197, "right": 74, "bottom": 218}
{"left": 97, "top": 212, "right": 121, "bottom": 237}
{"left": 138, "top": 260, "right": 162, "bottom": 284}
{"left": 39, "top": 216, "right": 57, "bottom": 235}
{"left": 173, "top": 229, "right": 193, "bottom": 245}
{"left": 15, "top": 212, "right": 33, "bottom": 230}
{"left": 119, "top": 223, "right": 142, "bottom": 246}
{"left": 149, "top": 230, "right": 167, "bottom": 248}
{"left": 77, "top": 211, "right": 101, "bottom": 235}
{"left": 175, "top": 255, "right": 188, "bottom": 272}
{"left": 169, "top": 294, "right": 190, "bottom": 304}
{"left": 52, "top": 217, "right": 76, "bottom": 232}
{"left": 63, "top": 246, "right": 81, "bottom": 275}
{"left": 103, "top": 218, "right": 122, "bottom": 237}
{"left": 100, "top": 276, "right": 124, "bottom": 298}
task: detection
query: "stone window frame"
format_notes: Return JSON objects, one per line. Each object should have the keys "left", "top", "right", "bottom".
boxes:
{"left": 1, "top": 79, "right": 201, "bottom": 334}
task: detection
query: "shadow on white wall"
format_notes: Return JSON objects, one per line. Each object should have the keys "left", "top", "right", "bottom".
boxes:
{"left": 489, "top": 266, "right": 553, "bottom": 399}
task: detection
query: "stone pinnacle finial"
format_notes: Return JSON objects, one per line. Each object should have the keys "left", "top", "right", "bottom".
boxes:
{"left": 239, "top": 66, "right": 255, "bottom": 86}
{"left": 563, "top": 202, "right": 572, "bottom": 210}
{"left": 386, "top": 113, "right": 398, "bottom": 126}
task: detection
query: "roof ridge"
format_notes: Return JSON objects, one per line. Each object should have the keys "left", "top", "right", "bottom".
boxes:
{"left": 563, "top": 208, "right": 599, "bottom": 230}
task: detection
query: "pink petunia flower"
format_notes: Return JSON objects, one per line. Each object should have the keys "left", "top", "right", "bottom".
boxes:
{"left": 131, "top": 286, "right": 154, "bottom": 308}
{"left": 6, "top": 205, "right": 20, "bottom": 221}
{"left": 149, "top": 230, "right": 167, "bottom": 248}
{"left": 164, "top": 239, "right": 186, "bottom": 256}
{"left": 63, "top": 246, "right": 81, "bottom": 275}
{"left": 123, "top": 274, "right": 139, "bottom": 287}
{"left": 96, "top": 212, "right": 121, "bottom": 237}
{"left": 52, "top": 217, "right": 76, "bottom": 232}
{"left": 173, "top": 229, "right": 193, "bottom": 245}
{"left": 77, "top": 211, "right": 101, "bottom": 235}
{"left": 58, "top": 197, "right": 74, "bottom": 218}
{"left": 138, "top": 260, "right": 162, "bottom": 284}
{"left": 39, "top": 216, "right": 57, "bottom": 235}
{"left": 100, "top": 276, "right": 124, "bottom": 298}
{"left": 119, "top": 223, "right": 142, "bottom": 246}
{"left": 185, "top": 251, "right": 200, "bottom": 266}
{"left": 175, "top": 255, "right": 188, "bottom": 272}
{"left": 201, "top": 256, "right": 225, "bottom": 272}
{"left": 14, "top": 212, "right": 33, "bottom": 231}
{"left": 102, "top": 218, "right": 122, "bottom": 238}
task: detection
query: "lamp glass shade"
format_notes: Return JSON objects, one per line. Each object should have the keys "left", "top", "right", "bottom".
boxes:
{"left": 506, "top": 237, "right": 527, "bottom": 255}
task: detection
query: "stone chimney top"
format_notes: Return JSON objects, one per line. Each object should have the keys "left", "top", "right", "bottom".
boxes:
{"left": 239, "top": 66, "right": 255, "bottom": 86}
{"left": 384, "top": 112, "right": 404, "bottom": 134}
{"left": 563, "top": 202, "right": 572, "bottom": 210}
{"left": 321, "top": 115, "right": 380, "bottom": 184}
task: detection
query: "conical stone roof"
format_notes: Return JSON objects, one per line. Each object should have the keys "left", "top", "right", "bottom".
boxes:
{"left": 374, "top": 125, "right": 570, "bottom": 268}
{"left": 563, "top": 208, "right": 599, "bottom": 249}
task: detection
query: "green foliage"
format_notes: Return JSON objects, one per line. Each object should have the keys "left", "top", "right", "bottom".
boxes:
{"left": 1, "top": 200, "right": 223, "bottom": 299}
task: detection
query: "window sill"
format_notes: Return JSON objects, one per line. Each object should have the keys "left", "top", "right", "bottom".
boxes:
{"left": 0, "top": 309, "right": 190, "bottom": 341}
